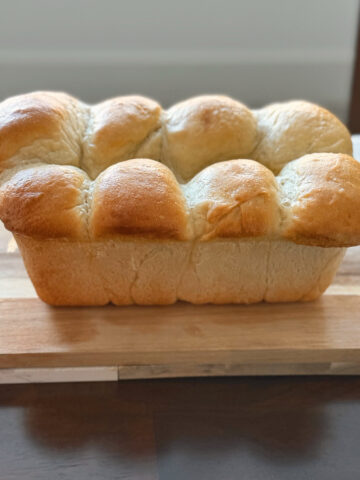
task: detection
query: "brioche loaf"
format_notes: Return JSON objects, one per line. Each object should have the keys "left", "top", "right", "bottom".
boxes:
{"left": 0, "top": 92, "right": 358, "bottom": 305}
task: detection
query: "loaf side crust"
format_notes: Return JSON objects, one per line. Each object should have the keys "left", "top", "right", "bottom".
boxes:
{"left": 15, "top": 236, "right": 345, "bottom": 306}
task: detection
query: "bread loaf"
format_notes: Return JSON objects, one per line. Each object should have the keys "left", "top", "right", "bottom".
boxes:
{"left": 0, "top": 92, "right": 357, "bottom": 305}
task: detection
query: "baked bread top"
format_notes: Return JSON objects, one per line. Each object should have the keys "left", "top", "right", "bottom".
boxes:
{"left": 0, "top": 91, "right": 359, "bottom": 247}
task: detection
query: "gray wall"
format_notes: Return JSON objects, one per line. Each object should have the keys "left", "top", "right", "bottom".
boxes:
{"left": 0, "top": 0, "right": 358, "bottom": 119}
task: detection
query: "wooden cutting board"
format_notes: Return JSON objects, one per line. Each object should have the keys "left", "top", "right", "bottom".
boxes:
{"left": 1, "top": 221, "right": 360, "bottom": 383}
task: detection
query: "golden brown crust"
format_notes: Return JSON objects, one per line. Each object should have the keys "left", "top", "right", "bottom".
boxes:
{"left": 0, "top": 91, "right": 86, "bottom": 172}
{"left": 279, "top": 153, "right": 360, "bottom": 247}
{"left": 185, "top": 159, "right": 279, "bottom": 239}
{"left": 0, "top": 164, "right": 88, "bottom": 239}
{"left": 83, "top": 96, "right": 162, "bottom": 179}
{"left": 164, "top": 95, "right": 257, "bottom": 181}
{"left": 253, "top": 101, "right": 353, "bottom": 174}
{"left": 91, "top": 159, "right": 189, "bottom": 240}
{"left": 0, "top": 91, "right": 358, "bottom": 248}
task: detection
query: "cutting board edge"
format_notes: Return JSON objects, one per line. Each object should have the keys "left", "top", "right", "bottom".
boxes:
{"left": 2, "top": 361, "right": 360, "bottom": 383}
{"left": 2, "top": 347, "right": 360, "bottom": 369}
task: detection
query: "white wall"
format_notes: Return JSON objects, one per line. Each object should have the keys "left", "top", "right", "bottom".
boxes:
{"left": 0, "top": 0, "right": 358, "bottom": 120}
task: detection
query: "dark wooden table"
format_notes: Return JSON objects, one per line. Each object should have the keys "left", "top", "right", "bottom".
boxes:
{"left": 1, "top": 377, "right": 360, "bottom": 479}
